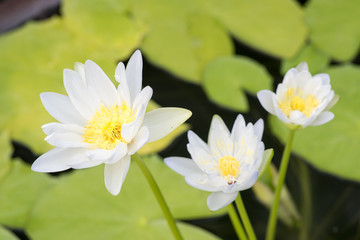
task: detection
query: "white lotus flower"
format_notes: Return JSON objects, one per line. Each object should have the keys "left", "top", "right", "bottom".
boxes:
{"left": 165, "top": 114, "right": 268, "bottom": 211}
{"left": 32, "top": 50, "right": 191, "bottom": 195}
{"left": 257, "top": 62, "right": 338, "bottom": 128}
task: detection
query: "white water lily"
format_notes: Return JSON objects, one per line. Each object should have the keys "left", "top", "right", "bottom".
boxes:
{"left": 32, "top": 50, "right": 191, "bottom": 195}
{"left": 257, "top": 62, "right": 338, "bottom": 128}
{"left": 165, "top": 114, "right": 268, "bottom": 211}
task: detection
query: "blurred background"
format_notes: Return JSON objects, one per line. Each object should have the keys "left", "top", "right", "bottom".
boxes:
{"left": 0, "top": 0, "right": 360, "bottom": 239}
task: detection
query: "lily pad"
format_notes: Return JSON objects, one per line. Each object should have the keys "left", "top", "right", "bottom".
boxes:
{"left": 0, "top": 160, "right": 54, "bottom": 228}
{"left": 0, "top": 226, "right": 18, "bottom": 240}
{"left": 0, "top": 132, "right": 12, "bottom": 182}
{"left": 208, "top": 0, "right": 307, "bottom": 58}
{"left": 27, "top": 155, "right": 225, "bottom": 239}
{"left": 203, "top": 56, "right": 272, "bottom": 112}
{"left": 269, "top": 64, "right": 360, "bottom": 182}
{"left": 142, "top": 14, "right": 233, "bottom": 83}
{"left": 306, "top": 0, "right": 360, "bottom": 62}
{"left": 281, "top": 44, "right": 330, "bottom": 74}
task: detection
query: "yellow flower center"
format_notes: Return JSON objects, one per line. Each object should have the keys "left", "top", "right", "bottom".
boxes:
{"left": 83, "top": 103, "right": 135, "bottom": 150}
{"left": 218, "top": 155, "right": 240, "bottom": 184}
{"left": 279, "top": 88, "right": 319, "bottom": 118}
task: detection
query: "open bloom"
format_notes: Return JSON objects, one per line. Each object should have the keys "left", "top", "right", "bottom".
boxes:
{"left": 257, "top": 62, "right": 338, "bottom": 128}
{"left": 32, "top": 50, "right": 191, "bottom": 195}
{"left": 165, "top": 114, "right": 267, "bottom": 211}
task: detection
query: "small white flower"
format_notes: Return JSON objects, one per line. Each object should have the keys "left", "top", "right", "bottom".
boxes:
{"left": 32, "top": 50, "right": 191, "bottom": 195}
{"left": 165, "top": 114, "right": 268, "bottom": 211}
{"left": 257, "top": 62, "right": 338, "bottom": 128}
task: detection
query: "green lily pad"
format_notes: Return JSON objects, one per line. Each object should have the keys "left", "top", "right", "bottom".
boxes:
{"left": 208, "top": 0, "right": 307, "bottom": 59}
{"left": 203, "top": 56, "right": 272, "bottom": 112}
{"left": 27, "top": 155, "right": 223, "bottom": 239}
{"left": 0, "top": 226, "right": 18, "bottom": 240}
{"left": 62, "top": 0, "right": 146, "bottom": 65}
{"left": 269, "top": 64, "right": 360, "bottom": 182}
{"left": 0, "top": 160, "right": 54, "bottom": 228}
{"left": 142, "top": 14, "right": 233, "bottom": 83}
{"left": 281, "top": 44, "right": 330, "bottom": 74}
{"left": 0, "top": 132, "right": 12, "bottom": 182}
{"left": 306, "top": 0, "right": 360, "bottom": 62}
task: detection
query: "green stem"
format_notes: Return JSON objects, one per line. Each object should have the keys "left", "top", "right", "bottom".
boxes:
{"left": 235, "top": 193, "right": 257, "bottom": 240}
{"left": 299, "top": 161, "right": 311, "bottom": 240}
{"left": 133, "top": 154, "right": 183, "bottom": 240}
{"left": 227, "top": 203, "right": 248, "bottom": 240}
{"left": 266, "top": 129, "right": 296, "bottom": 240}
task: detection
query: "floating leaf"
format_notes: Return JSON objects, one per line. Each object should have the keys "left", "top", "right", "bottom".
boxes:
{"left": 203, "top": 56, "right": 272, "bottom": 112}
{"left": 0, "top": 226, "right": 18, "bottom": 240}
{"left": 0, "top": 160, "right": 54, "bottom": 228}
{"left": 269, "top": 64, "right": 360, "bottom": 182}
{"left": 281, "top": 44, "right": 330, "bottom": 75}
{"left": 142, "top": 14, "right": 233, "bottom": 83}
{"left": 306, "top": 0, "right": 360, "bottom": 62}
{"left": 62, "top": 0, "right": 146, "bottom": 65}
{"left": 27, "top": 155, "right": 225, "bottom": 240}
{"left": 0, "top": 132, "right": 11, "bottom": 182}
{"left": 208, "top": 0, "right": 307, "bottom": 58}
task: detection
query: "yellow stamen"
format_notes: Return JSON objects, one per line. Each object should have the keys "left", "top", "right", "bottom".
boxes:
{"left": 83, "top": 103, "right": 135, "bottom": 150}
{"left": 218, "top": 155, "right": 240, "bottom": 184}
{"left": 279, "top": 88, "right": 319, "bottom": 118}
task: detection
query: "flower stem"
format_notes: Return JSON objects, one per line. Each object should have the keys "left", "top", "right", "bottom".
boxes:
{"left": 235, "top": 193, "right": 257, "bottom": 240}
{"left": 133, "top": 154, "right": 183, "bottom": 240}
{"left": 266, "top": 129, "right": 296, "bottom": 240}
{"left": 227, "top": 203, "right": 248, "bottom": 240}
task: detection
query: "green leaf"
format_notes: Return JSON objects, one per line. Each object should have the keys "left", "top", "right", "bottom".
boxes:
{"left": 269, "top": 64, "right": 360, "bottom": 182}
{"left": 142, "top": 14, "right": 234, "bottom": 83}
{"left": 203, "top": 56, "right": 272, "bottom": 112}
{"left": 0, "top": 160, "right": 54, "bottom": 228}
{"left": 0, "top": 226, "right": 18, "bottom": 240}
{"left": 27, "top": 155, "right": 224, "bottom": 240}
{"left": 306, "top": 0, "right": 360, "bottom": 62}
{"left": 0, "top": 132, "right": 12, "bottom": 183}
{"left": 63, "top": 0, "right": 146, "bottom": 64}
{"left": 208, "top": 0, "right": 307, "bottom": 58}
{"left": 281, "top": 44, "right": 330, "bottom": 75}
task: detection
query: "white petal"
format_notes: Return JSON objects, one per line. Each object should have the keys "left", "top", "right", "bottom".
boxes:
{"left": 104, "top": 143, "right": 128, "bottom": 164}
{"left": 325, "top": 94, "right": 339, "bottom": 111}
{"left": 289, "top": 110, "right": 307, "bottom": 125}
{"left": 40, "top": 92, "right": 86, "bottom": 125}
{"left": 230, "top": 114, "right": 246, "bottom": 141}
{"left": 187, "top": 144, "right": 217, "bottom": 172}
{"left": 143, "top": 107, "right": 192, "bottom": 142}
{"left": 63, "top": 69, "right": 99, "bottom": 119}
{"left": 283, "top": 68, "right": 298, "bottom": 85}
{"left": 115, "top": 62, "right": 131, "bottom": 105}
{"left": 42, "top": 122, "right": 84, "bottom": 135}
{"left": 126, "top": 50, "right": 143, "bottom": 104}
{"left": 310, "top": 111, "right": 334, "bottom": 126}
{"left": 127, "top": 126, "right": 149, "bottom": 155}
{"left": 74, "top": 62, "right": 85, "bottom": 82}
{"left": 296, "top": 62, "right": 309, "bottom": 72}
{"left": 31, "top": 148, "right": 79, "bottom": 172}
{"left": 207, "top": 191, "right": 238, "bottom": 211}
{"left": 253, "top": 119, "right": 264, "bottom": 140}
{"left": 132, "top": 86, "right": 153, "bottom": 111}
{"left": 164, "top": 157, "right": 203, "bottom": 177}
{"left": 208, "top": 115, "right": 232, "bottom": 157}
{"left": 104, "top": 155, "right": 131, "bottom": 195}
{"left": 187, "top": 130, "right": 209, "bottom": 152}
{"left": 121, "top": 105, "right": 146, "bottom": 143}
{"left": 314, "top": 73, "right": 330, "bottom": 85}
{"left": 86, "top": 148, "right": 115, "bottom": 163}
{"left": 65, "top": 149, "right": 103, "bottom": 169}
{"left": 45, "top": 132, "right": 91, "bottom": 148}
{"left": 185, "top": 174, "right": 219, "bottom": 192}
{"left": 85, "top": 60, "right": 120, "bottom": 106}
{"left": 257, "top": 90, "right": 277, "bottom": 115}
